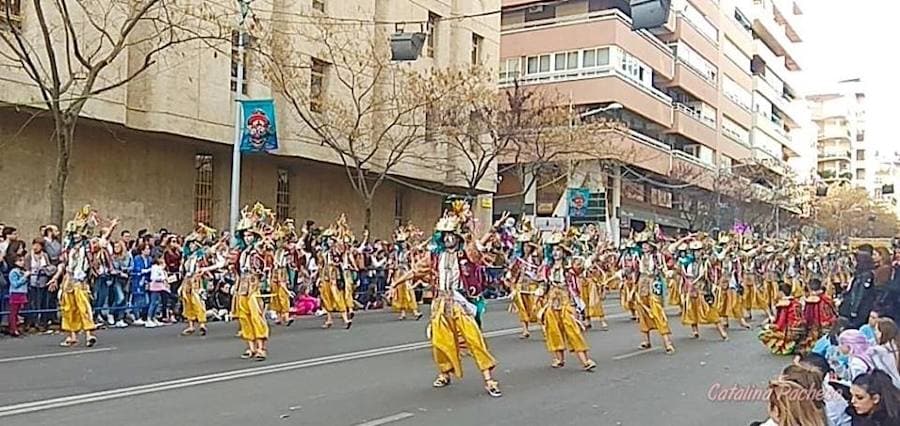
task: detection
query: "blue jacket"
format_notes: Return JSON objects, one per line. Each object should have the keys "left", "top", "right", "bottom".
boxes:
{"left": 9, "top": 267, "right": 28, "bottom": 294}
{"left": 131, "top": 255, "right": 152, "bottom": 293}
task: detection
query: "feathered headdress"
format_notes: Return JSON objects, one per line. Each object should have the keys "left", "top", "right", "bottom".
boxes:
{"left": 65, "top": 205, "right": 99, "bottom": 237}
{"left": 186, "top": 222, "right": 218, "bottom": 246}
{"left": 236, "top": 202, "right": 276, "bottom": 237}
{"left": 322, "top": 214, "right": 354, "bottom": 243}
{"left": 516, "top": 218, "right": 535, "bottom": 242}
{"left": 273, "top": 219, "right": 298, "bottom": 243}
{"left": 434, "top": 199, "right": 472, "bottom": 235}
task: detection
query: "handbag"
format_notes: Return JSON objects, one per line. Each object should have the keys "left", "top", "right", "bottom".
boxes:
{"left": 165, "top": 273, "right": 179, "bottom": 284}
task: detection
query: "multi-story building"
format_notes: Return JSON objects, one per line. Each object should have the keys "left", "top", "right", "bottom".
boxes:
{"left": 807, "top": 78, "right": 871, "bottom": 192}
{"left": 0, "top": 1, "right": 500, "bottom": 237}
{"left": 496, "top": 0, "right": 807, "bottom": 239}
{"left": 874, "top": 152, "right": 900, "bottom": 219}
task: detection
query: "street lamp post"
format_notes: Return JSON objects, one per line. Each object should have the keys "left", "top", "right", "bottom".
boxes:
{"left": 229, "top": 0, "right": 253, "bottom": 233}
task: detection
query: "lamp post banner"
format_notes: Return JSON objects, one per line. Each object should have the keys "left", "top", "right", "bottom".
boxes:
{"left": 239, "top": 99, "right": 279, "bottom": 153}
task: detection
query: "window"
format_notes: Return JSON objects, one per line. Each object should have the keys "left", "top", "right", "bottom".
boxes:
{"left": 311, "top": 0, "right": 324, "bottom": 12}
{"left": 678, "top": 1, "right": 718, "bottom": 42}
{"left": 856, "top": 169, "right": 866, "bottom": 180}
{"left": 499, "top": 58, "right": 521, "bottom": 82}
{"left": 723, "top": 37, "right": 751, "bottom": 72}
{"left": 723, "top": 77, "right": 752, "bottom": 110}
{"left": 553, "top": 51, "right": 579, "bottom": 71}
{"left": 426, "top": 12, "right": 439, "bottom": 58}
{"left": 471, "top": 33, "right": 483, "bottom": 65}
{"left": 619, "top": 51, "right": 651, "bottom": 86}
{"left": 650, "top": 188, "right": 673, "bottom": 208}
{"left": 722, "top": 116, "right": 750, "bottom": 145}
{"left": 673, "top": 42, "right": 717, "bottom": 83}
{"left": 394, "top": 190, "right": 405, "bottom": 226}
{"left": 525, "top": 54, "right": 551, "bottom": 75}
{"left": 310, "top": 58, "right": 327, "bottom": 112}
{"left": 193, "top": 154, "right": 214, "bottom": 225}
{"left": 276, "top": 169, "right": 291, "bottom": 220}
{"left": 230, "top": 31, "right": 252, "bottom": 95}
{"left": 524, "top": 4, "right": 556, "bottom": 23}
{"left": 623, "top": 181, "right": 646, "bottom": 202}
{"left": 0, "top": 0, "right": 21, "bottom": 29}
{"left": 856, "top": 149, "right": 865, "bottom": 161}
{"left": 857, "top": 131, "right": 865, "bottom": 142}
{"left": 582, "top": 47, "right": 609, "bottom": 68}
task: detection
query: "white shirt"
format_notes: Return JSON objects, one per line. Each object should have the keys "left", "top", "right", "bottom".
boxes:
{"left": 870, "top": 344, "right": 900, "bottom": 388}
{"left": 823, "top": 378, "right": 852, "bottom": 426}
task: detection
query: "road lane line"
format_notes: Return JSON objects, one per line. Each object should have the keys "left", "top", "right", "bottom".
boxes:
{"left": 0, "top": 310, "right": 643, "bottom": 417}
{"left": 0, "top": 347, "right": 116, "bottom": 364}
{"left": 612, "top": 347, "right": 661, "bottom": 360}
{"left": 354, "top": 412, "right": 415, "bottom": 426}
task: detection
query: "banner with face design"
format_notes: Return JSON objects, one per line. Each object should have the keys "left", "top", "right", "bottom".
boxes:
{"left": 240, "top": 99, "right": 279, "bottom": 153}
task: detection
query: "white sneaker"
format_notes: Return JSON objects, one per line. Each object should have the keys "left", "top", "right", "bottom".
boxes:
{"left": 115, "top": 320, "right": 128, "bottom": 328}
{"left": 144, "top": 320, "right": 157, "bottom": 328}
{"left": 133, "top": 319, "right": 146, "bottom": 326}
{"left": 106, "top": 314, "right": 115, "bottom": 326}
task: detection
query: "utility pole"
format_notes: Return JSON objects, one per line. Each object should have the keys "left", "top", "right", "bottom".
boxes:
{"left": 229, "top": 0, "right": 253, "bottom": 233}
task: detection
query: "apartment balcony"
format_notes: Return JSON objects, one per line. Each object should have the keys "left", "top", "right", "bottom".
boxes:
{"left": 688, "top": 0, "right": 722, "bottom": 27}
{"left": 753, "top": 39, "right": 792, "bottom": 86}
{"left": 661, "top": 13, "right": 718, "bottom": 63}
{"left": 720, "top": 95, "right": 754, "bottom": 131}
{"left": 817, "top": 125, "right": 852, "bottom": 142}
{"left": 746, "top": 0, "right": 797, "bottom": 61}
{"left": 500, "top": 66, "right": 674, "bottom": 127}
{"left": 668, "top": 61, "right": 718, "bottom": 106}
{"left": 502, "top": 9, "right": 675, "bottom": 80}
{"left": 669, "top": 103, "right": 717, "bottom": 147}
{"left": 751, "top": 76, "right": 802, "bottom": 128}
{"left": 752, "top": 111, "right": 794, "bottom": 153}
{"left": 751, "top": 147, "right": 787, "bottom": 175}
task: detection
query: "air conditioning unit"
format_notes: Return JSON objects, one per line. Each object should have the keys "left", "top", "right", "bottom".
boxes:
{"left": 629, "top": 0, "right": 671, "bottom": 30}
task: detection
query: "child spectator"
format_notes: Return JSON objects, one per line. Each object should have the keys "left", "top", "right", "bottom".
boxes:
{"left": 7, "top": 255, "right": 29, "bottom": 337}
{"left": 130, "top": 244, "right": 152, "bottom": 325}
{"left": 146, "top": 255, "right": 169, "bottom": 328}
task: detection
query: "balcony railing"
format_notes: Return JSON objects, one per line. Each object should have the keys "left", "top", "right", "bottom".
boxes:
{"left": 673, "top": 149, "right": 715, "bottom": 170}
{"left": 722, "top": 127, "right": 751, "bottom": 147}
{"left": 817, "top": 150, "right": 852, "bottom": 161}
{"left": 674, "top": 102, "right": 716, "bottom": 128}
{"left": 500, "top": 65, "right": 674, "bottom": 106}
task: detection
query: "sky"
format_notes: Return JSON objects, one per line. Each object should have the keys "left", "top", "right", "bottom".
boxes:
{"left": 798, "top": 0, "right": 898, "bottom": 159}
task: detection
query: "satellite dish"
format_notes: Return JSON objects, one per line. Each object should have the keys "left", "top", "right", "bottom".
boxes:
{"left": 629, "top": 0, "right": 671, "bottom": 30}
{"left": 390, "top": 32, "right": 426, "bottom": 61}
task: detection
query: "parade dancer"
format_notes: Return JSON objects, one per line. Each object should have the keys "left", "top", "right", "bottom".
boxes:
{"left": 619, "top": 240, "right": 639, "bottom": 321}
{"left": 714, "top": 235, "right": 751, "bottom": 330}
{"left": 582, "top": 249, "right": 613, "bottom": 331}
{"left": 389, "top": 225, "right": 423, "bottom": 321}
{"left": 180, "top": 224, "right": 222, "bottom": 336}
{"left": 758, "top": 282, "right": 806, "bottom": 355}
{"left": 234, "top": 203, "right": 272, "bottom": 361}
{"left": 270, "top": 220, "right": 298, "bottom": 327}
{"left": 427, "top": 201, "right": 501, "bottom": 397}
{"left": 317, "top": 215, "right": 354, "bottom": 329}
{"left": 506, "top": 220, "right": 541, "bottom": 338}
{"left": 673, "top": 236, "right": 727, "bottom": 341}
{"left": 632, "top": 227, "right": 675, "bottom": 354}
{"left": 57, "top": 206, "right": 111, "bottom": 348}
{"left": 537, "top": 232, "right": 598, "bottom": 371}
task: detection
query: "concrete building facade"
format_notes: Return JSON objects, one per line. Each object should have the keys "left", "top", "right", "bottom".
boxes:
{"left": 496, "top": 0, "right": 808, "bottom": 240}
{"left": 0, "top": 0, "right": 501, "bottom": 237}
{"left": 807, "top": 78, "right": 871, "bottom": 192}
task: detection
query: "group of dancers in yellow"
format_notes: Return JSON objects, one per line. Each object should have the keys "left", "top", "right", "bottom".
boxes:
{"left": 52, "top": 201, "right": 853, "bottom": 398}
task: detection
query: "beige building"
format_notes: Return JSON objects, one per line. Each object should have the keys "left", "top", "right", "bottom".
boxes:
{"left": 807, "top": 78, "right": 871, "bottom": 192}
{"left": 0, "top": 0, "right": 501, "bottom": 238}
{"left": 496, "top": 0, "right": 807, "bottom": 238}
{"left": 874, "top": 152, "right": 900, "bottom": 220}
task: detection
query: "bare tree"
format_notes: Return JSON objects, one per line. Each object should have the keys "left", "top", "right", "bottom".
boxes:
{"left": 262, "top": 21, "right": 460, "bottom": 229}
{"left": 426, "top": 70, "right": 631, "bottom": 197}
{"left": 813, "top": 185, "right": 899, "bottom": 240}
{"left": 0, "top": 0, "right": 227, "bottom": 226}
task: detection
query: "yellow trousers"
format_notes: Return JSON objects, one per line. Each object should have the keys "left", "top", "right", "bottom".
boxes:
{"left": 236, "top": 292, "right": 269, "bottom": 341}
{"left": 717, "top": 288, "right": 745, "bottom": 319}
{"left": 60, "top": 280, "right": 95, "bottom": 333}
{"left": 392, "top": 282, "right": 418, "bottom": 313}
{"left": 181, "top": 290, "right": 207, "bottom": 324}
{"left": 270, "top": 285, "right": 292, "bottom": 315}
{"left": 681, "top": 294, "right": 720, "bottom": 326}
{"left": 620, "top": 279, "right": 636, "bottom": 312}
{"left": 666, "top": 277, "right": 682, "bottom": 307}
{"left": 541, "top": 306, "right": 590, "bottom": 353}
{"left": 430, "top": 297, "right": 497, "bottom": 378}
{"left": 511, "top": 290, "right": 538, "bottom": 323}
{"left": 320, "top": 280, "right": 348, "bottom": 313}
{"left": 636, "top": 293, "right": 671, "bottom": 335}
{"left": 580, "top": 279, "right": 606, "bottom": 320}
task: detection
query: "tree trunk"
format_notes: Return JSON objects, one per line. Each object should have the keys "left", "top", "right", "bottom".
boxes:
{"left": 364, "top": 202, "right": 373, "bottom": 232}
{"left": 49, "top": 123, "right": 72, "bottom": 228}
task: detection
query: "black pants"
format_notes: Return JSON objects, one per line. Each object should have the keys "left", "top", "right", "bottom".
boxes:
{"left": 26, "top": 286, "right": 57, "bottom": 328}
{"left": 162, "top": 279, "right": 182, "bottom": 319}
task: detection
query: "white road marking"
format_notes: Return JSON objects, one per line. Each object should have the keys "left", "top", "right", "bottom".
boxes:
{"left": 354, "top": 412, "right": 415, "bottom": 426}
{"left": 612, "top": 347, "right": 661, "bottom": 360}
{"left": 0, "top": 310, "right": 643, "bottom": 417}
{"left": 0, "top": 347, "right": 116, "bottom": 364}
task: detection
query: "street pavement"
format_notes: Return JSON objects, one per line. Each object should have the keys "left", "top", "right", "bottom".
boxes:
{"left": 0, "top": 300, "right": 785, "bottom": 426}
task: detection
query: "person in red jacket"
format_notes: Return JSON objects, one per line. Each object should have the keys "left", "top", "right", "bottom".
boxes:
{"left": 758, "top": 282, "right": 806, "bottom": 355}
{"left": 802, "top": 278, "right": 838, "bottom": 350}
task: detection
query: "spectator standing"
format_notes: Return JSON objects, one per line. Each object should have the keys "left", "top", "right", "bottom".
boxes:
{"left": 839, "top": 329, "right": 875, "bottom": 382}
{"left": 90, "top": 236, "right": 114, "bottom": 326}
{"left": 109, "top": 241, "right": 132, "bottom": 328}
{"left": 42, "top": 225, "right": 63, "bottom": 266}
{"left": 130, "top": 244, "right": 152, "bottom": 325}
{"left": 25, "top": 238, "right": 55, "bottom": 331}
{"left": 869, "top": 318, "right": 900, "bottom": 388}
{"left": 841, "top": 249, "right": 878, "bottom": 329}
{"left": 162, "top": 236, "right": 183, "bottom": 323}
{"left": 7, "top": 255, "right": 29, "bottom": 337}
{"left": 146, "top": 255, "right": 169, "bottom": 328}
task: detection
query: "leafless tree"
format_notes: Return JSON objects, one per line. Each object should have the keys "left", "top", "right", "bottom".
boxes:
{"left": 0, "top": 0, "right": 227, "bottom": 226}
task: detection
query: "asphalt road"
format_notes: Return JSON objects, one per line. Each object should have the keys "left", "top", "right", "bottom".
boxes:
{"left": 0, "top": 300, "right": 785, "bottom": 426}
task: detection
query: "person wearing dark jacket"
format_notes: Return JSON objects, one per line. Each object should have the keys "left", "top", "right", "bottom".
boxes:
{"left": 842, "top": 251, "right": 878, "bottom": 329}
{"left": 847, "top": 370, "right": 900, "bottom": 426}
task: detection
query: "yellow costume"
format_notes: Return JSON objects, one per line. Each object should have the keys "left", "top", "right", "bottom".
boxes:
{"left": 180, "top": 275, "right": 207, "bottom": 325}
{"left": 430, "top": 295, "right": 497, "bottom": 377}
{"left": 236, "top": 275, "right": 269, "bottom": 341}
{"left": 580, "top": 271, "right": 606, "bottom": 321}
{"left": 540, "top": 265, "right": 590, "bottom": 353}
{"left": 679, "top": 262, "right": 720, "bottom": 326}
{"left": 392, "top": 280, "right": 419, "bottom": 313}
{"left": 269, "top": 268, "right": 292, "bottom": 316}
{"left": 59, "top": 277, "right": 96, "bottom": 333}
{"left": 665, "top": 268, "right": 681, "bottom": 308}
{"left": 635, "top": 276, "right": 671, "bottom": 335}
